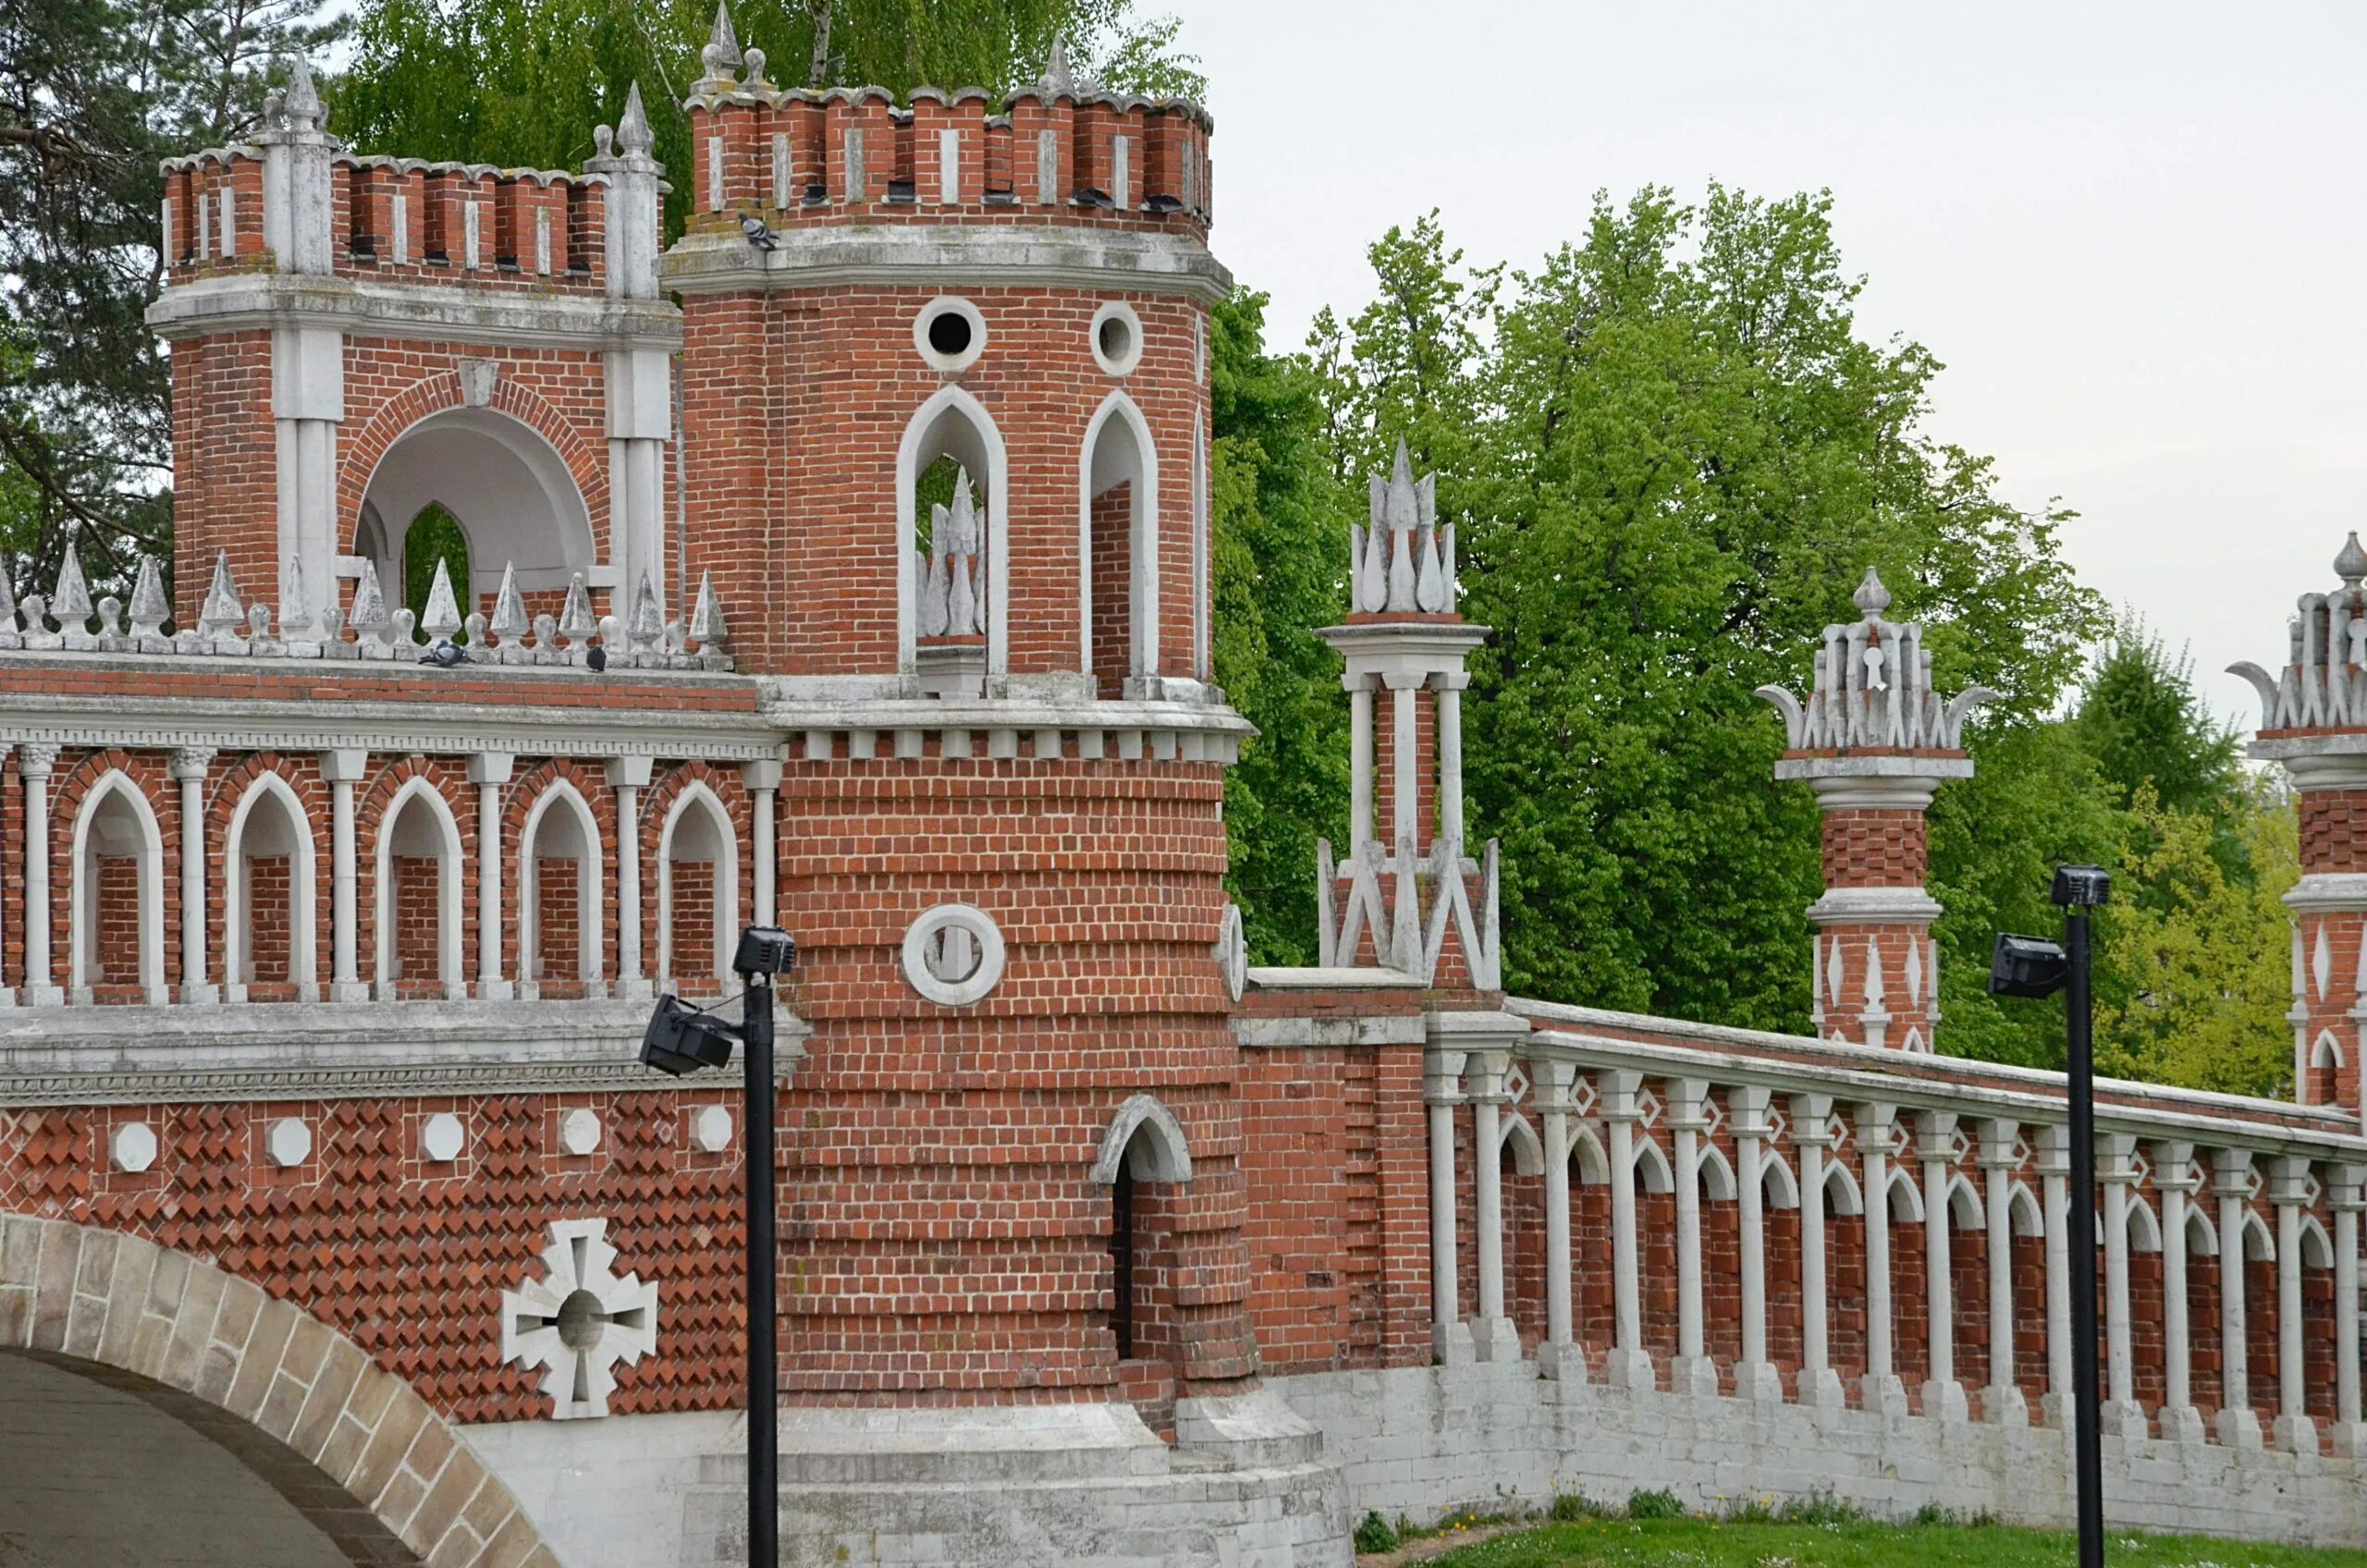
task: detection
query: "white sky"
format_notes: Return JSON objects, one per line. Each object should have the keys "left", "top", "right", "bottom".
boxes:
{"left": 1174, "top": 0, "right": 2367, "bottom": 723}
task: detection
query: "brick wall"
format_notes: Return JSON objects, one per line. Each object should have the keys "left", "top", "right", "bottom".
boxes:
{"left": 1089, "top": 482, "right": 1131, "bottom": 699}
{"left": 391, "top": 855, "right": 443, "bottom": 996}
{"left": 92, "top": 856, "right": 141, "bottom": 989}
{"left": 535, "top": 856, "right": 582, "bottom": 986}
{"left": 245, "top": 854, "right": 294, "bottom": 987}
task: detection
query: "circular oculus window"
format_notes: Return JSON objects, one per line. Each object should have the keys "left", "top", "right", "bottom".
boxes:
{"left": 901, "top": 903, "right": 1007, "bottom": 1007}
{"left": 1090, "top": 300, "right": 1144, "bottom": 377}
{"left": 914, "top": 297, "right": 987, "bottom": 374}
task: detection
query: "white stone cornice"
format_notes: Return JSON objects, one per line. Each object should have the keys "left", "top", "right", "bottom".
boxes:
{"left": 659, "top": 223, "right": 1234, "bottom": 303}
{"left": 145, "top": 271, "right": 682, "bottom": 350}
{"left": 1776, "top": 753, "right": 1971, "bottom": 803}
{"left": 2285, "top": 874, "right": 2367, "bottom": 916}
{"left": 1804, "top": 886, "right": 1944, "bottom": 926}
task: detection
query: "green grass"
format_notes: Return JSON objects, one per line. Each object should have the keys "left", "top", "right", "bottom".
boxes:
{"left": 1406, "top": 1517, "right": 2367, "bottom": 1567}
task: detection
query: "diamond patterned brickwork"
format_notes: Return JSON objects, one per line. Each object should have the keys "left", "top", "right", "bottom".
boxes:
{"left": 2300, "top": 790, "right": 2367, "bottom": 874}
{"left": 0, "top": 1089, "right": 744, "bottom": 1427}
{"left": 1821, "top": 809, "right": 1928, "bottom": 889}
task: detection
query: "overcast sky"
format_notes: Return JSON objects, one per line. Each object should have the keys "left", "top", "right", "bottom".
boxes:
{"left": 1173, "top": 0, "right": 2366, "bottom": 724}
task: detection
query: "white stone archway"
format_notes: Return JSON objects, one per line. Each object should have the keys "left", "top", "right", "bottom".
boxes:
{"left": 223, "top": 772, "right": 320, "bottom": 1002}
{"left": 68, "top": 771, "right": 166, "bottom": 1004}
{"left": 355, "top": 406, "right": 598, "bottom": 606}
{"left": 1078, "top": 389, "right": 1160, "bottom": 692}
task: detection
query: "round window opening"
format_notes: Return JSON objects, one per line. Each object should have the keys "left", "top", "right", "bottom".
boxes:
{"left": 556, "top": 1288, "right": 608, "bottom": 1351}
{"left": 1090, "top": 300, "right": 1144, "bottom": 377}
{"left": 928, "top": 312, "right": 974, "bottom": 359}
{"left": 901, "top": 903, "right": 1007, "bottom": 1007}
{"left": 1097, "top": 314, "right": 1133, "bottom": 365}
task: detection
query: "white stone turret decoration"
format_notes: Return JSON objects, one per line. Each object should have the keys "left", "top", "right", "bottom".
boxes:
{"left": 917, "top": 470, "right": 987, "bottom": 640}
{"left": 499, "top": 1217, "right": 659, "bottom": 1420}
{"left": 1754, "top": 570, "right": 1994, "bottom": 753}
{"left": 2231, "top": 533, "right": 2367, "bottom": 732}
{"left": 1351, "top": 440, "right": 1457, "bottom": 616}
{"left": 698, "top": 0, "right": 743, "bottom": 92}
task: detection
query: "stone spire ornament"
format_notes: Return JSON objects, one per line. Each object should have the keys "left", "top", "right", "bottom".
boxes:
{"left": 558, "top": 573, "right": 597, "bottom": 652}
{"left": 628, "top": 567, "right": 665, "bottom": 653}
{"left": 128, "top": 557, "right": 169, "bottom": 641}
{"left": 618, "top": 82, "right": 654, "bottom": 156}
{"left": 700, "top": 0, "right": 742, "bottom": 88}
{"left": 490, "top": 562, "right": 530, "bottom": 653}
{"left": 1038, "top": 37, "right": 1074, "bottom": 98}
{"left": 421, "top": 557, "right": 463, "bottom": 643}
{"left": 50, "top": 542, "right": 93, "bottom": 636}
{"left": 689, "top": 570, "right": 729, "bottom": 654}
{"left": 281, "top": 53, "right": 325, "bottom": 132}
{"left": 198, "top": 551, "right": 244, "bottom": 639}
{"left": 1350, "top": 439, "right": 1453, "bottom": 617}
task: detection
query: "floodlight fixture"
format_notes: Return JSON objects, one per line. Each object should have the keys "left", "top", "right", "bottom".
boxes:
{"left": 2052, "top": 864, "right": 2113, "bottom": 909}
{"left": 1988, "top": 934, "right": 2070, "bottom": 999}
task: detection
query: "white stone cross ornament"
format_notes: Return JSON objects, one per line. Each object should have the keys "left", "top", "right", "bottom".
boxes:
{"left": 499, "top": 1218, "right": 659, "bottom": 1419}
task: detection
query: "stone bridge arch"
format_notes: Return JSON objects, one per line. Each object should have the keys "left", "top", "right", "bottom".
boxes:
{"left": 0, "top": 1214, "right": 563, "bottom": 1568}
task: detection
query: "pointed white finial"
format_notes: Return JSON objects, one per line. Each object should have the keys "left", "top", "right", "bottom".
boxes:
{"left": 129, "top": 556, "right": 169, "bottom": 638}
{"left": 199, "top": 552, "right": 243, "bottom": 637}
{"left": 491, "top": 562, "right": 529, "bottom": 647}
{"left": 51, "top": 541, "right": 93, "bottom": 630}
{"left": 1038, "top": 37, "right": 1074, "bottom": 97}
{"left": 349, "top": 559, "right": 392, "bottom": 643}
{"left": 702, "top": 0, "right": 742, "bottom": 83}
{"left": 617, "top": 82, "right": 654, "bottom": 154}
{"left": 558, "top": 573, "right": 597, "bottom": 650}
{"left": 2337, "top": 533, "right": 2367, "bottom": 590}
{"left": 689, "top": 570, "right": 729, "bottom": 651}
{"left": 281, "top": 553, "right": 317, "bottom": 639}
{"left": 421, "top": 557, "right": 463, "bottom": 642}
{"left": 629, "top": 566, "right": 664, "bottom": 649}
{"left": 1852, "top": 567, "right": 1891, "bottom": 618}
{"left": 284, "top": 55, "right": 325, "bottom": 129}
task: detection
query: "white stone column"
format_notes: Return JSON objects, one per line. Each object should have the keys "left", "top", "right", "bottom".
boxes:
{"left": 321, "top": 750, "right": 368, "bottom": 1002}
{"left": 1465, "top": 1049, "right": 1519, "bottom": 1362}
{"left": 742, "top": 759, "right": 781, "bottom": 929}
{"left": 1918, "top": 1110, "right": 1968, "bottom": 1423}
{"left": 1388, "top": 674, "right": 1419, "bottom": 851}
{"left": 1601, "top": 1070, "right": 1651, "bottom": 1390}
{"left": 2037, "top": 1124, "right": 2073, "bottom": 1429}
{"left": 1670, "top": 1080, "right": 1717, "bottom": 1396}
{"left": 607, "top": 757, "right": 653, "bottom": 1000}
{"left": 2330, "top": 1167, "right": 2367, "bottom": 1457}
{"left": 1733, "top": 1086, "right": 1781, "bottom": 1403}
{"left": 1348, "top": 683, "right": 1374, "bottom": 851}
{"left": 0, "top": 744, "right": 13, "bottom": 1007}
{"left": 1434, "top": 674, "right": 1467, "bottom": 846}
{"left": 1858, "top": 1101, "right": 1906, "bottom": 1413}
{"left": 2152, "top": 1140, "right": 2204, "bottom": 1444}
{"left": 1977, "top": 1118, "right": 2027, "bottom": 1426}
{"left": 18, "top": 744, "right": 60, "bottom": 1007}
{"left": 1792, "top": 1093, "right": 1843, "bottom": 1410}
{"left": 1535, "top": 1060, "right": 1582, "bottom": 1380}
{"left": 1424, "top": 1048, "right": 1472, "bottom": 1365}
{"left": 2270, "top": 1156, "right": 2318, "bottom": 1453}
{"left": 170, "top": 749, "right": 217, "bottom": 1005}
{"left": 470, "top": 753, "right": 514, "bottom": 1001}
{"left": 2214, "top": 1148, "right": 2263, "bottom": 1451}
{"left": 2100, "top": 1133, "right": 2147, "bottom": 1439}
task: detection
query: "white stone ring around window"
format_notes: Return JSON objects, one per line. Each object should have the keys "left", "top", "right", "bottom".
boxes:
{"left": 901, "top": 903, "right": 1006, "bottom": 1007}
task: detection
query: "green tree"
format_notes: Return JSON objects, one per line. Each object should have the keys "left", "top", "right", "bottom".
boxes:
{"left": 401, "top": 504, "right": 471, "bottom": 640}
{"left": 1210, "top": 289, "right": 1352, "bottom": 962}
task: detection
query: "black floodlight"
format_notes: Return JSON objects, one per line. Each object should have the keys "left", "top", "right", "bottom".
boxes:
{"left": 640, "top": 994, "right": 740, "bottom": 1076}
{"left": 1989, "top": 933, "right": 2070, "bottom": 998}
{"left": 733, "top": 925, "right": 797, "bottom": 978}
{"left": 2052, "top": 864, "right": 2113, "bottom": 909}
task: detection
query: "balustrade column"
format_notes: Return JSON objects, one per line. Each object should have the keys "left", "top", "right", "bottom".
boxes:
{"left": 2152, "top": 1141, "right": 2204, "bottom": 1442}
{"left": 0, "top": 744, "right": 13, "bottom": 1007}
{"left": 1978, "top": 1119, "right": 2026, "bottom": 1425}
{"left": 1792, "top": 1094, "right": 1842, "bottom": 1409}
{"left": 1348, "top": 683, "right": 1374, "bottom": 851}
{"left": 170, "top": 749, "right": 217, "bottom": 1005}
{"left": 1734, "top": 1087, "right": 1780, "bottom": 1402}
{"left": 1535, "top": 1060, "right": 1581, "bottom": 1379}
{"left": 2214, "top": 1148, "right": 2263, "bottom": 1450}
{"left": 1423, "top": 1048, "right": 1472, "bottom": 1365}
{"left": 1388, "top": 673, "right": 1420, "bottom": 851}
{"left": 2100, "top": 1134, "right": 2146, "bottom": 1438}
{"left": 2331, "top": 1168, "right": 2366, "bottom": 1456}
{"left": 1435, "top": 674, "right": 1467, "bottom": 846}
{"left": 2037, "top": 1125, "right": 2073, "bottom": 1428}
{"left": 1670, "top": 1081, "right": 1716, "bottom": 1395}
{"left": 471, "top": 753, "right": 513, "bottom": 1001}
{"left": 607, "top": 757, "right": 653, "bottom": 1000}
{"left": 1465, "top": 1048, "right": 1519, "bottom": 1362}
{"left": 18, "top": 744, "right": 59, "bottom": 1007}
{"left": 742, "top": 760, "right": 781, "bottom": 928}
{"left": 1601, "top": 1070, "right": 1650, "bottom": 1390}
{"left": 321, "top": 750, "right": 367, "bottom": 1002}
{"left": 1858, "top": 1102, "right": 1906, "bottom": 1412}
{"left": 1919, "top": 1111, "right": 1968, "bottom": 1422}
{"left": 2270, "top": 1157, "right": 2317, "bottom": 1453}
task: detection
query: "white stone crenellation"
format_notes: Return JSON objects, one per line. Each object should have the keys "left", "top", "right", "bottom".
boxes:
{"left": 2230, "top": 532, "right": 2367, "bottom": 731}
{"left": 0, "top": 548, "right": 732, "bottom": 671}
{"left": 1755, "top": 569, "right": 1994, "bottom": 752}
{"left": 1349, "top": 439, "right": 1458, "bottom": 618}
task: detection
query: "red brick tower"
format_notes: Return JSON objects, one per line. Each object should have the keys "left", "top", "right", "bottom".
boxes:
{"left": 2237, "top": 533, "right": 2367, "bottom": 1123}
{"left": 659, "top": 6, "right": 1261, "bottom": 1465}
{"left": 1759, "top": 570, "right": 1993, "bottom": 1051}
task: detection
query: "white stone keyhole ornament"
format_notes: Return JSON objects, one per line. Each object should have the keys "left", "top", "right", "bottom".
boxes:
{"left": 499, "top": 1218, "right": 659, "bottom": 1419}
{"left": 901, "top": 904, "right": 1006, "bottom": 1007}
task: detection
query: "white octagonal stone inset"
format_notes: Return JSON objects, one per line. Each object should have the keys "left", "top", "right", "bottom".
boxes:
{"left": 264, "top": 1117, "right": 313, "bottom": 1169}
{"left": 693, "top": 1104, "right": 734, "bottom": 1153}
{"left": 558, "top": 1108, "right": 603, "bottom": 1157}
{"left": 421, "top": 1112, "right": 466, "bottom": 1164}
{"left": 110, "top": 1121, "right": 158, "bottom": 1174}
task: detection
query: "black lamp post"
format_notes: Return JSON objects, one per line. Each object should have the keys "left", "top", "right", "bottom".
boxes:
{"left": 641, "top": 925, "right": 796, "bottom": 1568}
{"left": 1990, "top": 864, "right": 2111, "bottom": 1568}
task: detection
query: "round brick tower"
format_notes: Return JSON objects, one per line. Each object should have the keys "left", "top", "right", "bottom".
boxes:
{"left": 656, "top": 14, "right": 1321, "bottom": 1553}
{"left": 2237, "top": 533, "right": 2367, "bottom": 1124}
{"left": 1758, "top": 570, "right": 1993, "bottom": 1052}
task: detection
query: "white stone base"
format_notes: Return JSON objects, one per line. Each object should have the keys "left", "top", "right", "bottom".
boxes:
{"left": 1271, "top": 1361, "right": 2367, "bottom": 1549}
{"left": 1537, "top": 1340, "right": 1588, "bottom": 1382}
{"left": 467, "top": 1393, "right": 1353, "bottom": 1568}
{"left": 1980, "top": 1383, "right": 2028, "bottom": 1428}
{"left": 1469, "top": 1316, "right": 1523, "bottom": 1364}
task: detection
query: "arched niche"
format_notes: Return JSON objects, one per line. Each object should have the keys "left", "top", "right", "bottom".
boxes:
{"left": 69, "top": 773, "right": 166, "bottom": 1005}
{"left": 373, "top": 780, "right": 464, "bottom": 1000}
{"left": 354, "top": 407, "right": 595, "bottom": 606}
{"left": 224, "top": 775, "right": 318, "bottom": 1002}
{"left": 656, "top": 785, "right": 738, "bottom": 993}
{"left": 1498, "top": 1113, "right": 1546, "bottom": 1178}
{"left": 519, "top": 783, "right": 605, "bottom": 998}
{"left": 897, "top": 386, "right": 1009, "bottom": 693}
{"left": 1079, "top": 391, "right": 1159, "bottom": 697}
